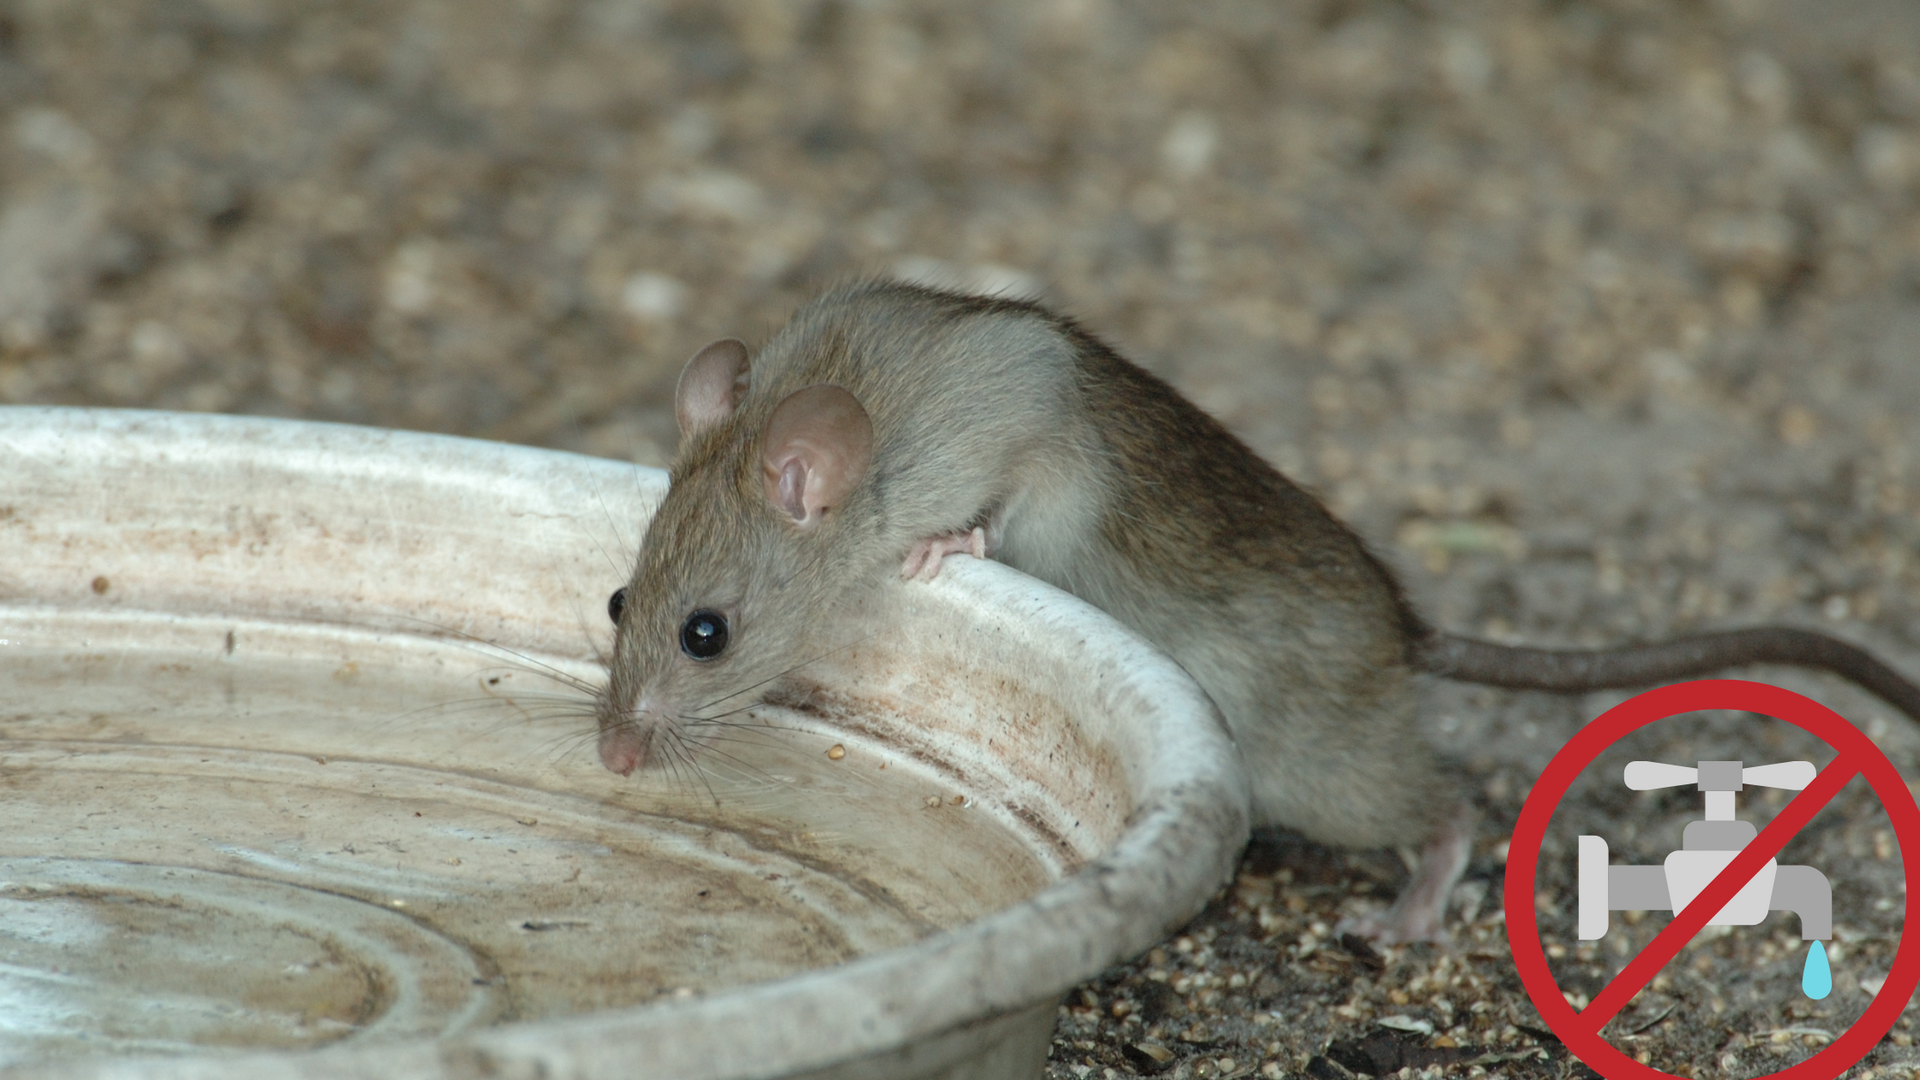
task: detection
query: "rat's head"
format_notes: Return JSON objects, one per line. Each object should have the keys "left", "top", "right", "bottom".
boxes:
{"left": 595, "top": 337, "right": 875, "bottom": 776}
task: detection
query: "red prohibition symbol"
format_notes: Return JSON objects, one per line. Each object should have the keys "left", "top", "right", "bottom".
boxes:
{"left": 1505, "top": 679, "right": 1920, "bottom": 1079}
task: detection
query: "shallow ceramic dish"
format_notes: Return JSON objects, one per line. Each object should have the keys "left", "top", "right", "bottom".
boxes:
{"left": 0, "top": 408, "right": 1249, "bottom": 1080}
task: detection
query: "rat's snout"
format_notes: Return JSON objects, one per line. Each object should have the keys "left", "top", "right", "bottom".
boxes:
{"left": 595, "top": 693, "right": 658, "bottom": 777}
{"left": 597, "top": 722, "right": 645, "bottom": 776}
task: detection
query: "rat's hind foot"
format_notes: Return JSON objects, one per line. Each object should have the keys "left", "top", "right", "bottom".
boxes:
{"left": 1336, "top": 806, "right": 1476, "bottom": 945}
{"left": 901, "top": 527, "right": 987, "bottom": 581}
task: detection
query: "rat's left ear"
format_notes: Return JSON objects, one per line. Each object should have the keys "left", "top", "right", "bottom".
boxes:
{"left": 675, "top": 339, "right": 751, "bottom": 439}
{"left": 761, "top": 384, "right": 873, "bottom": 528}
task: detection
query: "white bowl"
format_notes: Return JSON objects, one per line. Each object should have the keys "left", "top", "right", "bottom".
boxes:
{"left": 0, "top": 408, "right": 1249, "bottom": 1080}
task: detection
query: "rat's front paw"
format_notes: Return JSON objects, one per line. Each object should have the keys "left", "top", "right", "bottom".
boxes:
{"left": 901, "top": 527, "right": 987, "bottom": 581}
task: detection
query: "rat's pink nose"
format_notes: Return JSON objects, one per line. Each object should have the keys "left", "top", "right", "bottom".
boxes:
{"left": 597, "top": 726, "right": 645, "bottom": 775}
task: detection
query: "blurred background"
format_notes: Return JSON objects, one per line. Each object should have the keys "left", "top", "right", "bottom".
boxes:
{"left": 4, "top": 0, "right": 1920, "bottom": 1075}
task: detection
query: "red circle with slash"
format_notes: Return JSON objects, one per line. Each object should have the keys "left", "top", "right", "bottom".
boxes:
{"left": 1505, "top": 679, "right": 1920, "bottom": 1079}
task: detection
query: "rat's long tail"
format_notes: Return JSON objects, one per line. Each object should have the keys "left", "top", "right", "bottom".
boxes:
{"left": 1411, "top": 627, "right": 1920, "bottom": 724}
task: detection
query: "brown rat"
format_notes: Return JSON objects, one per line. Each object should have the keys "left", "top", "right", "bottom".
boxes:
{"left": 594, "top": 279, "right": 1920, "bottom": 943}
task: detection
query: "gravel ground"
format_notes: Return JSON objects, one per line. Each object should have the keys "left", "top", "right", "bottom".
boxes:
{"left": 4, "top": 0, "right": 1920, "bottom": 1076}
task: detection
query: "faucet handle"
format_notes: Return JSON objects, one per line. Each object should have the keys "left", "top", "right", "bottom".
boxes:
{"left": 1624, "top": 759, "right": 1817, "bottom": 791}
{"left": 1624, "top": 761, "right": 1698, "bottom": 790}
{"left": 1743, "top": 761, "right": 1816, "bottom": 790}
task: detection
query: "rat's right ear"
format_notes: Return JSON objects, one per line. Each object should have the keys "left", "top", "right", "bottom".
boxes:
{"left": 761, "top": 385, "right": 873, "bottom": 529}
{"left": 675, "top": 338, "right": 752, "bottom": 438}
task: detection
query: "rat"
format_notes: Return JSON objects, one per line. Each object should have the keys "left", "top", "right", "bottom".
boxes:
{"left": 593, "top": 279, "right": 1920, "bottom": 943}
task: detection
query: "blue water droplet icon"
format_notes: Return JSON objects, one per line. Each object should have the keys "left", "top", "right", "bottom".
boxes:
{"left": 1803, "top": 940, "right": 1832, "bottom": 1000}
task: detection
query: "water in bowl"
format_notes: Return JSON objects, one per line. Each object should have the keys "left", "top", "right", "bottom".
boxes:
{"left": 0, "top": 611, "right": 1055, "bottom": 1065}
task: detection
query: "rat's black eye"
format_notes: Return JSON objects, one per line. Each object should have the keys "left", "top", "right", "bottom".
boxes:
{"left": 607, "top": 588, "right": 627, "bottom": 625}
{"left": 680, "top": 609, "right": 729, "bottom": 660}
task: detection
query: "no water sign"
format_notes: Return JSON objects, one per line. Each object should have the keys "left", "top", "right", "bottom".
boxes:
{"left": 1504, "top": 680, "right": 1920, "bottom": 1079}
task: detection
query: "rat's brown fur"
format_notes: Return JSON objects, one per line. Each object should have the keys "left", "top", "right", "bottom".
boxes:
{"left": 599, "top": 279, "right": 1920, "bottom": 942}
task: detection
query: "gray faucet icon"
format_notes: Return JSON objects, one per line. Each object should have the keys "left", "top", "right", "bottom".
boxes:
{"left": 1578, "top": 760, "right": 1832, "bottom": 943}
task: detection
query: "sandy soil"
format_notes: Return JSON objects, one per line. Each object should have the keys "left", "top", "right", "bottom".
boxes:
{"left": 3, "top": 0, "right": 1919, "bottom": 1076}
